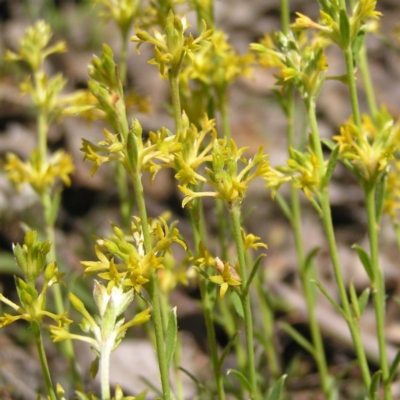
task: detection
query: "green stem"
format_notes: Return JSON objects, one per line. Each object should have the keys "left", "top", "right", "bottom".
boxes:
{"left": 290, "top": 181, "right": 332, "bottom": 398}
{"left": 33, "top": 321, "right": 57, "bottom": 400}
{"left": 286, "top": 85, "right": 332, "bottom": 396}
{"left": 255, "top": 274, "right": 281, "bottom": 379}
{"left": 343, "top": 46, "right": 362, "bottom": 129}
{"left": 116, "top": 163, "right": 131, "bottom": 230}
{"left": 119, "top": 30, "right": 129, "bottom": 86}
{"left": 160, "top": 291, "right": 184, "bottom": 400}
{"left": 167, "top": 47, "right": 225, "bottom": 398}
{"left": 130, "top": 171, "right": 172, "bottom": 400}
{"left": 229, "top": 202, "right": 258, "bottom": 399}
{"left": 41, "top": 191, "right": 83, "bottom": 388}
{"left": 36, "top": 88, "right": 82, "bottom": 386}
{"left": 307, "top": 99, "right": 372, "bottom": 392}
{"left": 194, "top": 0, "right": 214, "bottom": 29}
{"left": 189, "top": 204, "right": 226, "bottom": 400}
{"left": 100, "top": 341, "right": 112, "bottom": 400}
{"left": 218, "top": 91, "right": 231, "bottom": 142}
{"left": 394, "top": 222, "right": 400, "bottom": 252}
{"left": 169, "top": 69, "right": 183, "bottom": 133}
{"left": 280, "top": 0, "right": 290, "bottom": 34}
{"left": 358, "top": 42, "right": 378, "bottom": 119}
{"left": 38, "top": 111, "right": 47, "bottom": 164}
{"left": 365, "top": 186, "right": 391, "bottom": 399}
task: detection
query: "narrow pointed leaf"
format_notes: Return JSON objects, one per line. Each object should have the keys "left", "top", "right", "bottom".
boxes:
{"left": 279, "top": 322, "right": 314, "bottom": 356}
{"left": 312, "top": 280, "right": 346, "bottom": 318}
{"left": 139, "top": 376, "right": 163, "bottom": 397}
{"left": 349, "top": 280, "right": 360, "bottom": 319}
{"left": 369, "top": 370, "right": 382, "bottom": 400}
{"left": 218, "top": 331, "right": 238, "bottom": 369}
{"left": 339, "top": 9, "right": 350, "bottom": 49}
{"left": 267, "top": 374, "right": 287, "bottom": 400}
{"left": 352, "top": 244, "right": 373, "bottom": 280}
{"left": 358, "top": 287, "right": 370, "bottom": 316}
{"left": 90, "top": 356, "right": 99, "bottom": 379}
{"left": 389, "top": 350, "right": 400, "bottom": 382}
{"left": 375, "top": 171, "right": 387, "bottom": 222}
{"left": 274, "top": 192, "right": 292, "bottom": 221}
{"left": 179, "top": 366, "right": 212, "bottom": 395}
{"left": 226, "top": 369, "right": 252, "bottom": 393}
{"left": 303, "top": 247, "right": 319, "bottom": 274}
{"left": 230, "top": 290, "right": 244, "bottom": 319}
{"left": 165, "top": 306, "right": 178, "bottom": 368}
{"left": 134, "top": 391, "right": 148, "bottom": 400}
{"left": 245, "top": 254, "right": 265, "bottom": 292}
{"left": 322, "top": 145, "right": 339, "bottom": 188}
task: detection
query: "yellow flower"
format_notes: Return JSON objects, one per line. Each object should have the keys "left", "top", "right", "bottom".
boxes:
{"left": 209, "top": 257, "right": 241, "bottom": 299}
{"left": 4, "top": 20, "right": 66, "bottom": 72}
{"left": 264, "top": 147, "right": 320, "bottom": 200}
{"left": 131, "top": 11, "right": 213, "bottom": 77}
{"left": 5, "top": 150, "right": 74, "bottom": 194}
{"left": 333, "top": 109, "right": 400, "bottom": 184}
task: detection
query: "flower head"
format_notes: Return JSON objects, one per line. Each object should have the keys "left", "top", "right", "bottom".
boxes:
{"left": 5, "top": 150, "right": 74, "bottom": 194}
{"left": 209, "top": 257, "right": 241, "bottom": 299}
{"left": 333, "top": 108, "right": 400, "bottom": 185}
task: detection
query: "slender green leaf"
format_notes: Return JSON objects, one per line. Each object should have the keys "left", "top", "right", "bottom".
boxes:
{"left": 267, "top": 374, "right": 287, "bottom": 400}
{"left": 165, "top": 306, "right": 178, "bottom": 368}
{"left": 322, "top": 145, "right": 339, "bottom": 188}
{"left": 312, "top": 280, "right": 346, "bottom": 318}
{"left": 303, "top": 247, "right": 320, "bottom": 274}
{"left": 49, "top": 190, "right": 62, "bottom": 227}
{"left": 230, "top": 290, "right": 244, "bottom": 319}
{"left": 352, "top": 30, "right": 366, "bottom": 64}
{"left": 74, "top": 392, "right": 92, "bottom": 400}
{"left": 349, "top": 280, "right": 360, "bottom": 319}
{"left": 321, "top": 138, "right": 336, "bottom": 150}
{"left": 358, "top": 287, "right": 371, "bottom": 316}
{"left": 272, "top": 88, "right": 289, "bottom": 116}
{"left": 352, "top": 244, "right": 373, "bottom": 280}
{"left": 218, "top": 332, "right": 238, "bottom": 369}
{"left": 339, "top": 9, "right": 350, "bottom": 49}
{"left": 310, "top": 197, "right": 323, "bottom": 216}
{"left": 369, "top": 370, "right": 382, "bottom": 400}
{"left": 90, "top": 357, "right": 99, "bottom": 379}
{"left": 139, "top": 376, "right": 163, "bottom": 397}
{"left": 375, "top": 171, "right": 387, "bottom": 222}
{"left": 227, "top": 369, "right": 252, "bottom": 393}
{"left": 179, "top": 366, "right": 212, "bottom": 395}
{"left": 389, "top": 350, "right": 400, "bottom": 382}
{"left": 279, "top": 322, "right": 314, "bottom": 355}
{"left": 275, "top": 192, "right": 292, "bottom": 221}
{"left": 245, "top": 254, "right": 265, "bottom": 292}
{"left": 134, "top": 391, "right": 148, "bottom": 400}
{"left": 196, "top": 267, "right": 209, "bottom": 280}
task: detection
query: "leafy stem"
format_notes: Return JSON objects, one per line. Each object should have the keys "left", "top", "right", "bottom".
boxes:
{"left": 33, "top": 320, "right": 57, "bottom": 400}
{"left": 307, "top": 98, "right": 372, "bottom": 393}
{"left": 130, "top": 171, "right": 172, "bottom": 400}
{"left": 169, "top": 68, "right": 183, "bottom": 133}
{"left": 365, "top": 185, "right": 392, "bottom": 400}
{"left": 229, "top": 201, "right": 258, "bottom": 399}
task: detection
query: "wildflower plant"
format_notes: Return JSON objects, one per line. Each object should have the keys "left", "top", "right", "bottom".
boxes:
{"left": 4, "top": 0, "right": 400, "bottom": 399}
{"left": 0, "top": 231, "right": 69, "bottom": 400}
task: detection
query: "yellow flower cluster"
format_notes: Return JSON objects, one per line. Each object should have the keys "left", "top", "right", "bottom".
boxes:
{"left": 265, "top": 147, "right": 321, "bottom": 200}
{"left": 5, "top": 150, "right": 74, "bottom": 194}
{"left": 81, "top": 217, "right": 186, "bottom": 294}
{"left": 333, "top": 109, "right": 400, "bottom": 184}
{"left": 131, "top": 10, "right": 213, "bottom": 77}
